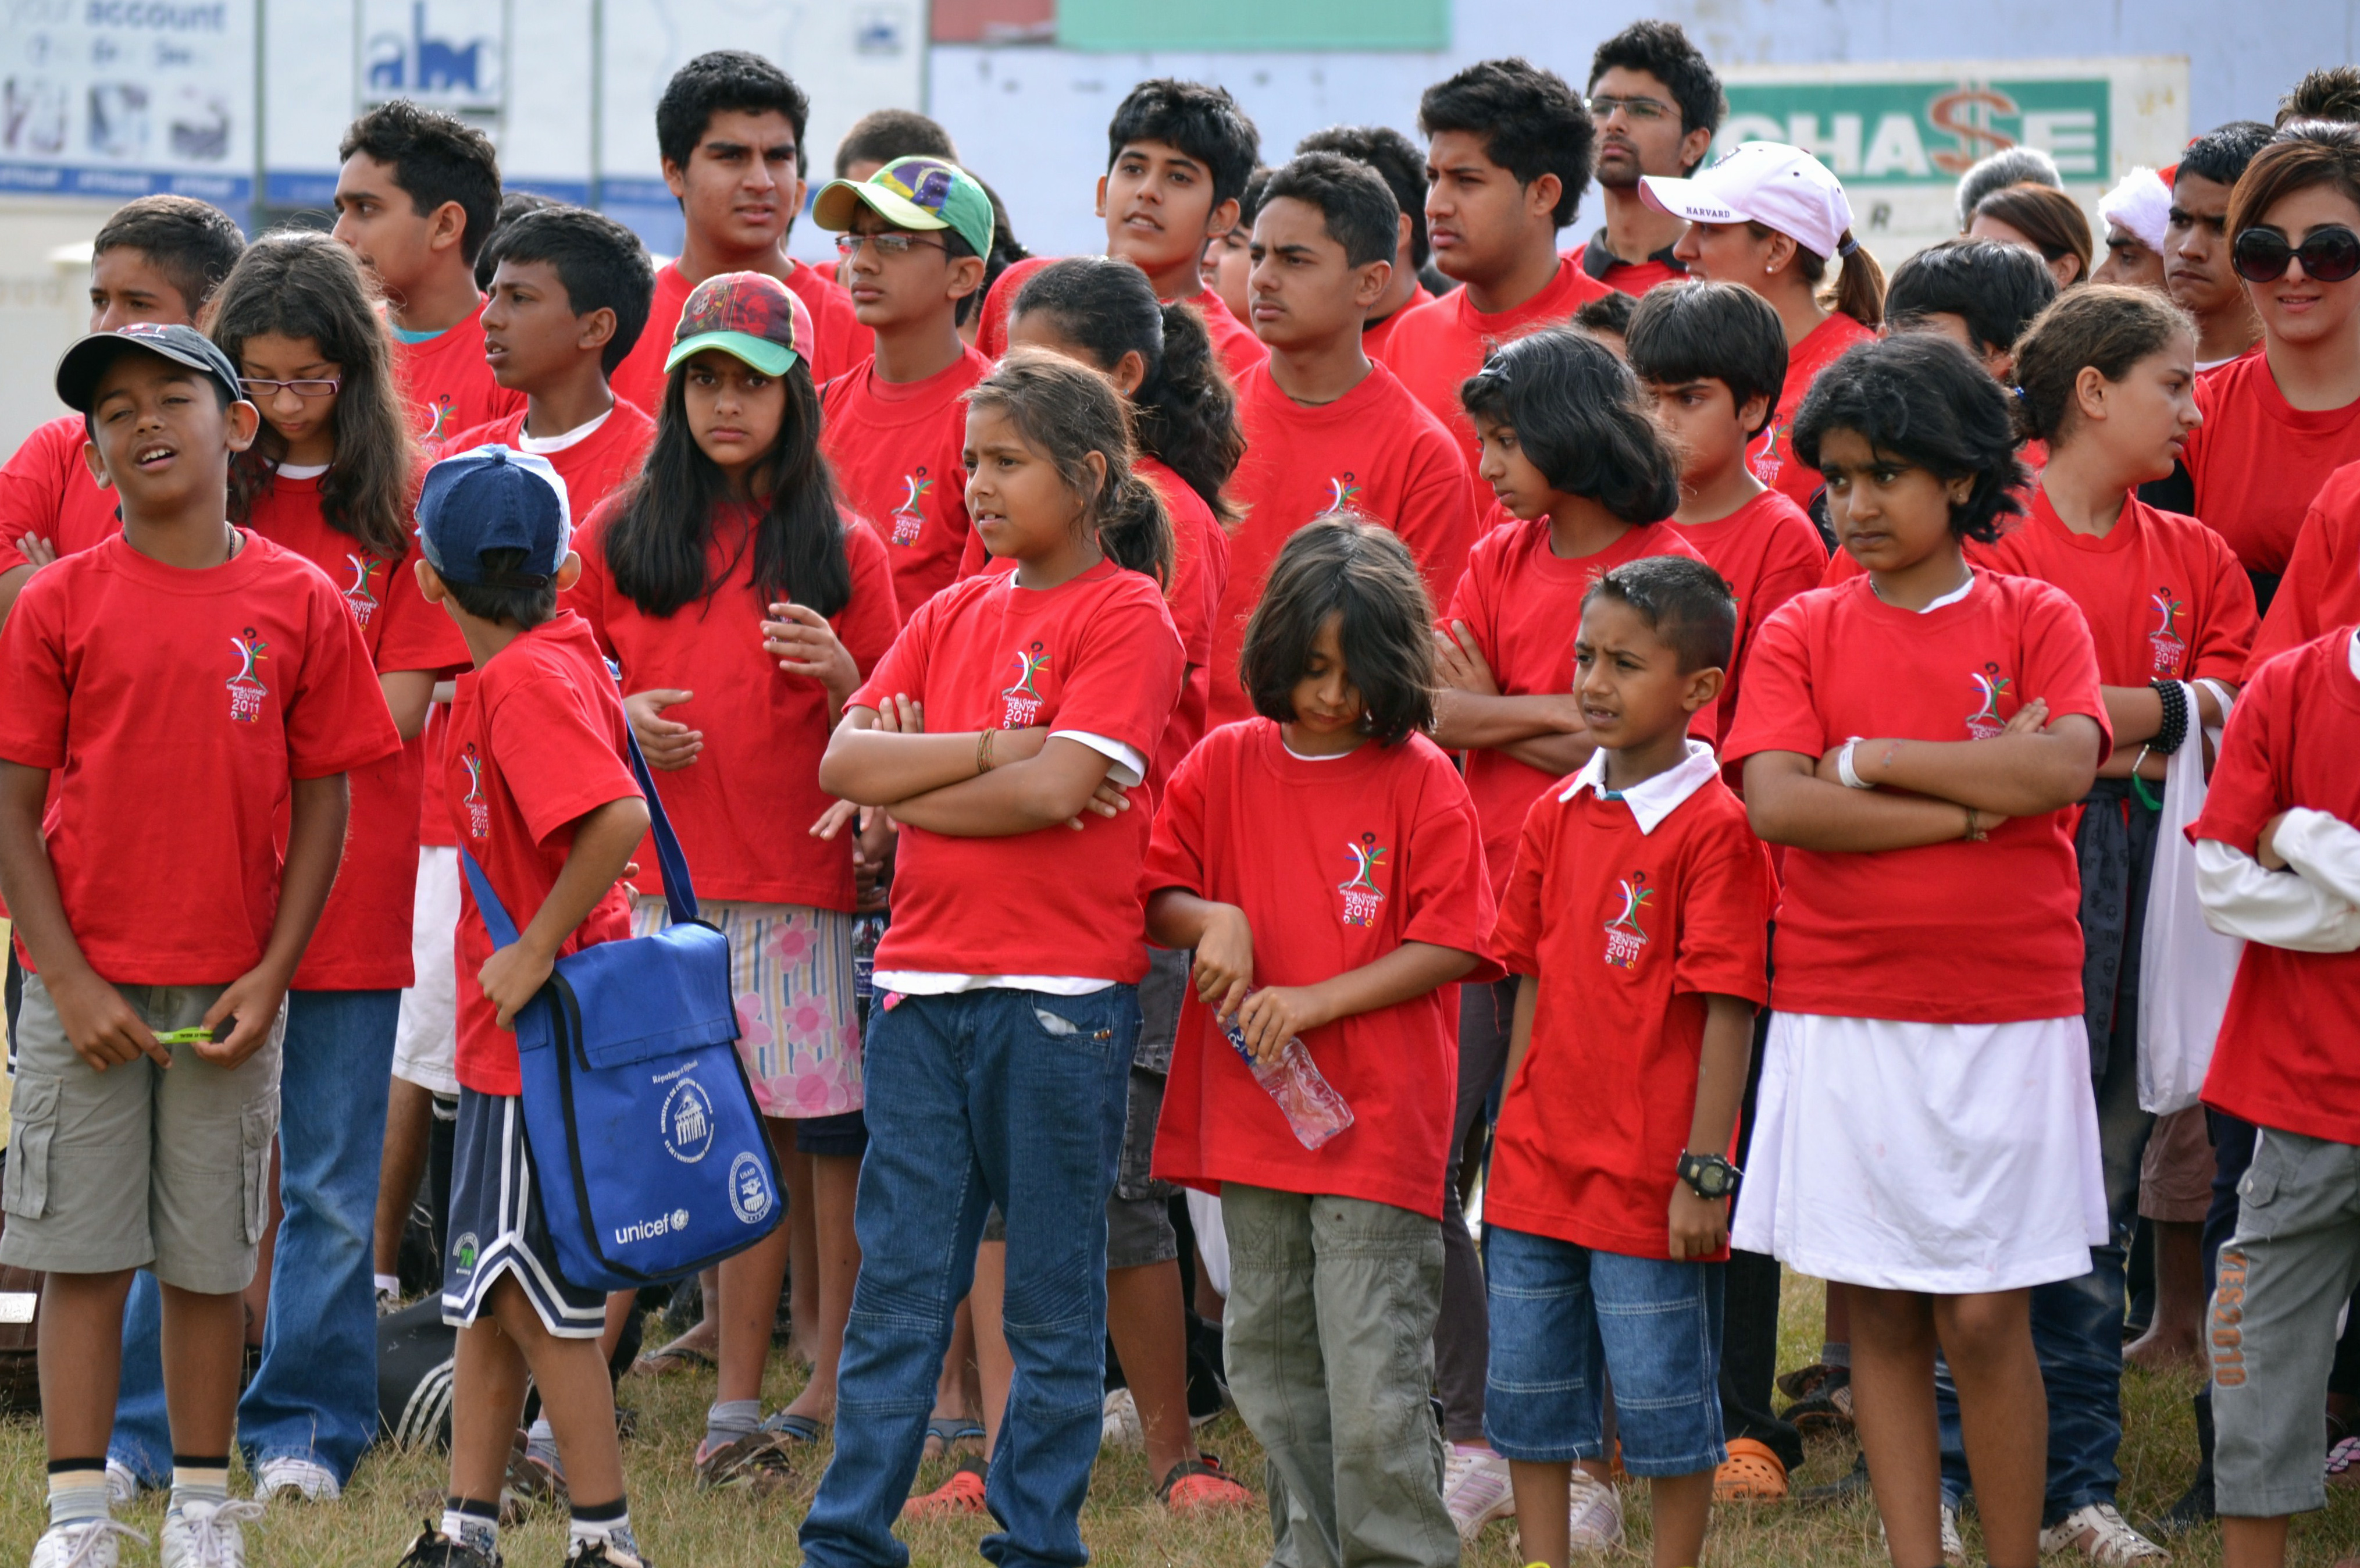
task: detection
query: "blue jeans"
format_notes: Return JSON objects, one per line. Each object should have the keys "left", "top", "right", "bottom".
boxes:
{"left": 1483, "top": 1224, "right": 1726, "bottom": 1476}
{"left": 799, "top": 985, "right": 1137, "bottom": 1568}
{"left": 111, "top": 989, "right": 400, "bottom": 1484}
{"left": 1937, "top": 988, "right": 2150, "bottom": 1521}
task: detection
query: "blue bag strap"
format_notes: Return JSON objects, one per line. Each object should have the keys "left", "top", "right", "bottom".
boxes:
{"left": 458, "top": 847, "right": 520, "bottom": 949}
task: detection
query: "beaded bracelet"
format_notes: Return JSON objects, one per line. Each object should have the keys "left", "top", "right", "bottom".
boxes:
{"left": 2149, "top": 678, "right": 2190, "bottom": 756}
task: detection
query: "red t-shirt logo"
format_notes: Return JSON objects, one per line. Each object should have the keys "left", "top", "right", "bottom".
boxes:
{"left": 1001, "top": 640, "right": 1049, "bottom": 726}
{"left": 2149, "top": 588, "right": 2187, "bottom": 676}
{"left": 226, "top": 627, "right": 269, "bottom": 723}
{"left": 1967, "top": 662, "right": 2012, "bottom": 739}
{"left": 461, "top": 743, "right": 490, "bottom": 839}
{"left": 892, "top": 467, "right": 933, "bottom": 547}
{"left": 1338, "top": 832, "right": 1389, "bottom": 927}
{"left": 1603, "top": 871, "right": 1654, "bottom": 970}
{"left": 343, "top": 553, "right": 383, "bottom": 628}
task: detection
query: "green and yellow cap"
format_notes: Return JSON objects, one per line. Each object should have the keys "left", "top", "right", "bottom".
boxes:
{"left": 811, "top": 155, "right": 994, "bottom": 258}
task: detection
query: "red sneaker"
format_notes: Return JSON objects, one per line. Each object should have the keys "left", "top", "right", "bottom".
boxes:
{"left": 903, "top": 1459, "right": 989, "bottom": 1519}
{"left": 1157, "top": 1453, "right": 1253, "bottom": 1514}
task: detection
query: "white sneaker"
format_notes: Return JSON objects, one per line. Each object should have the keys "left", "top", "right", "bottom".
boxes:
{"left": 254, "top": 1456, "right": 340, "bottom": 1503}
{"left": 159, "top": 1500, "right": 263, "bottom": 1568}
{"left": 2040, "top": 1503, "right": 2171, "bottom": 1564}
{"left": 1877, "top": 1502, "right": 1966, "bottom": 1566}
{"left": 1442, "top": 1445, "right": 1515, "bottom": 1541}
{"left": 30, "top": 1519, "right": 145, "bottom": 1568}
{"left": 101, "top": 1463, "right": 143, "bottom": 1511}
{"left": 1566, "top": 1467, "right": 1625, "bottom": 1552}
{"left": 1101, "top": 1387, "right": 1143, "bottom": 1450}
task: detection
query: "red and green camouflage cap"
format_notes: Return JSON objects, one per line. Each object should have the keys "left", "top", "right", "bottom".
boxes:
{"left": 664, "top": 270, "right": 808, "bottom": 377}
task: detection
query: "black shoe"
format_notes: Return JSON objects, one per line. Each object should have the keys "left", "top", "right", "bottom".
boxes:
{"left": 1798, "top": 1451, "right": 1872, "bottom": 1508}
{"left": 562, "top": 1541, "right": 651, "bottom": 1568}
{"left": 395, "top": 1526, "right": 501, "bottom": 1567}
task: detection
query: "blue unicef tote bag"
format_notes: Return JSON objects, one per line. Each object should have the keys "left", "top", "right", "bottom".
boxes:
{"left": 458, "top": 726, "right": 781, "bottom": 1292}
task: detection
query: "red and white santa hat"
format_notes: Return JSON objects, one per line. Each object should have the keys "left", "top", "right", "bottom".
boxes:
{"left": 2097, "top": 166, "right": 2173, "bottom": 254}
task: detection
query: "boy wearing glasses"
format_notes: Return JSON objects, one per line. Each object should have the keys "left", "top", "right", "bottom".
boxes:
{"left": 1383, "top": 58, "right": 1613, "bottom": 477}
{"left": 812, "top": 157, "right": 995, "bottom": 617}
{"left": 1572, "top": 22, "right": 1724, "bottom": 295}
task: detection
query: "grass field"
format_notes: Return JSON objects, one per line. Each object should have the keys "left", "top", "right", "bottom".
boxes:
{"left": 8, "top": 1273, "right": 2358, "bottom": 1566}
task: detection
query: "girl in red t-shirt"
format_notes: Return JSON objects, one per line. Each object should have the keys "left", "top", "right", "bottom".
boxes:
{"left": 573, "top": 272, "right": 898, "bottom": 1485}
{"left": 1145, "top": 516, "right": 1496, "bottom": 1568}
{"left": 807, "top": 351, "right": 1185, "bottom": 1563}
{"left": 141, "top": 231, "right": 455, "bottom": 1498}
{"left": 1724, "top": 334, "right": 2111, "bottom": 1568}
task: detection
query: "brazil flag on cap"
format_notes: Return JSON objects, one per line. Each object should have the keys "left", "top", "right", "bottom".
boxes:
{"left": 812, "top": 155, "right": 994, "bottom": 259}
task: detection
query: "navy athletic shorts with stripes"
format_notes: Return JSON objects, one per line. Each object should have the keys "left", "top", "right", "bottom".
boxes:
{"left": 442, "top": 1088, "right": 606, "bottom": 1339}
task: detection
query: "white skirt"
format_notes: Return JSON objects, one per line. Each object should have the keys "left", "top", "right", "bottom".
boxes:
{"left": 1731, "top": 1011, "right": 2108, "bottom": 1293}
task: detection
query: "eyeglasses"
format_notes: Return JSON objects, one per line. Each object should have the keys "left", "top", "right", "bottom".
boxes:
{"left": 1585, "top": 94, "right": 1675, "bottom": 124}
{"left": 238, "top": 376, "right": 341, "bottom": 399}
{"left": 835, "top": 231, "right": 947, "bottom": 259}
{"left": 2231, "top": 224, "right": 2360, "bottom": 284}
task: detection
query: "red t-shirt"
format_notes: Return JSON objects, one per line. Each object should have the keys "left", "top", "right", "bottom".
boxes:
{"left": 1749, "top": 312, "right": 1877, "bottom": 511}
{"left": 1214, "top": 359, "right": 1477, "bottom": 728}
{"left": 0, "top": 532, "right": 398, "bottom": 984}
{"left": 1671, "top": 489, "right": 1830, "bottom": 751}
{"left": 609, "top": 259, "right": 866, "bottom": 417}
{"left": 0, "top": 415, "right": 121, "bottom": 576}
{"left": 974, "top": 255, "right": 1053, "bottom": 362}
{"left": 2193, "top": 629, "right": 2360, "bottom": 1143}
{"left": 2186, "top": 348, "right": 2360, "bottom": 577}
{"left": 393, "top": 301, "right": 525, "bottom": 454}
{"left": 1185, "top": 284, "right": 1271, "bottom": 386}
{"left": 853, "top": 558, "right": 1184, "bottom": 981}
{"left": 1379, "top": 258, "right": 1614, "bottom": 475}
{"left": 245, "top": 473, "right": 470, "bottom": 989}
{"left": 820, "top": 347, "right": 990, "bottom": 620}
{"left": 1978, "top": 489, "right": 2256, "bottom": 693}
{"left": 447, "top": 612, "right": 641, "bottom": 1095}
{"left": 571, "top": 500, "right": 900, "bottom": 909}
{"left": 1488, "top": 770, "right": 1774, "bottom": 1259}
{"left": 1563, "top": 239, "right": 1685, "bottom": 297}
{"left": 1143, "top": 719, "right": 1498, "bottom": 1217}
{"left": 1361, "top": 285, "right": 1436, "bottom": 365}
{"left": 1144, "top": 458, "right": 1229, "bottom": 786}
{"left": 1442, "top": 516, "right": 1709, "bottom": 897}
{"left": 2248, "top": 460, "right": 2360, "bottom": 673}
{"left": 443, "top": 402, "right": 657, "bottom": 528}
{"left": 1723, "top": 571, "right": 2110, "bottom": 1023}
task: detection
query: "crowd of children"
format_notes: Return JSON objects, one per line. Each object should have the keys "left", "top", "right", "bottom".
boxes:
{"left": 2, "top": 23, "right": 2360, "bottom": 1568}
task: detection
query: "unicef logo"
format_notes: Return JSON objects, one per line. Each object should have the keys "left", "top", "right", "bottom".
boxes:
{"left": 660, "top": 1079, "right": 716, "bottom": 1163}
{"left": 729, "top": 1152, "right": 776, "bottom": 1226}
{"left": 671, "top": 1208, "right": 691, "bottom": 1231}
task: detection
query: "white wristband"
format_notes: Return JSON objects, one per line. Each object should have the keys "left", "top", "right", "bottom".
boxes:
{"left": 1837, "top": 736, "right": 1872, "bottom": 790}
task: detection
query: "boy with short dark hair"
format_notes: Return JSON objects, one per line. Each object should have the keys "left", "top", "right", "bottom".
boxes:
{"left": 608, "top": 51, "right": 866, "bottom": 412}
{"left": 976, "top": 79, "right": 1266, "bottom": 380}
{"left": 810, "top": 157, "right": 995, "bottom": 615}
{"left": 0, "top": 195, "right": 245, "bottom": 623}
{"left": 334, "top": 101, "right": 523, "bottom": 448}
{"left": 447, "top": 206, "right": 659, "bottom": 525}
{"left": 1387, "top": 56, "right": 1612, "bottom": 473}
{"left": 2166, "top": 122, "right": 2273, "bottom": 369}
{"left": 1486, "top": 554, "right": 1772, "bottom": 1568}
{"left": 1215, "top": 151, "right": 1477, "bottom": 729}
{"left": 397, "top": 447, "right": 654, "bottom": 1568}
{"left": 1295, "top": 124, "right": 1435, "bottom": 360}
{"left": 835, "top": 107, "right": 960, "bottom": 182}
{"left": 1575, "top": 22, "right": 1723, "bottom": 294}
{"left": 1627, "top": 281, "right": 1827, "bottom": 749}
{"left": 0, "top": 324, "right": 397, "bottom": 1568}
{"left": 1882, "top": 237, "right": 2059, "bottom": 381}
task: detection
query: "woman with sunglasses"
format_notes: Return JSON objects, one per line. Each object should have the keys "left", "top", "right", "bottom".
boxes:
{"left": 2180, "top": 122, "right": 2360, "bottom": 614}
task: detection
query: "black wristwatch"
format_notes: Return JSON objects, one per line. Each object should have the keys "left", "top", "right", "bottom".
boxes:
{"left": 1678, "top": 1150, "right": 1741, "bottom": 1201}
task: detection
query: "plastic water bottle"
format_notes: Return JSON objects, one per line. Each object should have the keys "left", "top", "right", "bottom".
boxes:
{"left": 1222, "top": 1005, "right": 1354, "bottom": 1150}
{"left": 851, "top": 917, "right": 883, "bottom": 1004}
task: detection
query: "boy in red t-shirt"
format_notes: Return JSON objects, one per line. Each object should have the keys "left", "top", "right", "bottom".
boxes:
{"left": 1146, "top": 519, "right": 1496, "bottom": 1568}
{"left": 809, "top": 157, "right": 997, "bottom": 618}
{"left": 1568, "top": 23, "right": 1719, "bottom": 295}
{"left": 0, "top": 326, "right": 397, "bottom": 1567}
{"left": 1385, "top": 59, "right": 1613, "bottom": 475}
{"left": 331, "top": 102, "right": 524, "bottom": 451}
{"left": 1627, "top": 281, "right": 1828, "bottom": 752}
{"left": 1215, "top": 153, "right": 1477, "bottom": 728}
{"left": 404, "top": 447, "right": 654, "bottom": 1568}
{"left": 607, "top": 51, "right": 865, "bottom": 413}
{"left": 0, "top": 196, "right": 245, "bottom": 626}
{"left": 1488, "top": 555, "right": 1772, "bottom": 1566}
{"left": 2186, "top": 623, "right": 2360, "bottom": 1568}
{"left": 975, "top": 79, "right": 1267, "bottom": 383}
{"left": 1295, "top": 126, "right": 1435, "bottom": 363}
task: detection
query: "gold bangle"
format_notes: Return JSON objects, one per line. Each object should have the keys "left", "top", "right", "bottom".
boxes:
{"left": 1962, "top": 803, "right": 1987, "bottom": 843}
{"left": 976, "top": 728, "right": 995, "bottom": 776}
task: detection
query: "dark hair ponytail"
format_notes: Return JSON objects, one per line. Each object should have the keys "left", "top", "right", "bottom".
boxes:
{"left": 604, "top": 358, "right": 852, "bottom": 619}
{"left": 1010, "top": 256, "right": 1246, "bottom": 526}
{"left": 1769, "top": 223, "right": 1887, "bottom": 329}
{"left": 968, "top": 348, "right": 1174, "bottom": 586}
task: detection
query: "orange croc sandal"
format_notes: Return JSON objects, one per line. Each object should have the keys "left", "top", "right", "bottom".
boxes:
{"left": 903, "top": 1458, "right": 989, "bottom": 1519}
{"left": 1714, "top": 1438, "right": 1789, "bottom": 1503}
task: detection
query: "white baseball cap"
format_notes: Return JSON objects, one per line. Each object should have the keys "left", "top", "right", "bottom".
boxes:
{"left": 1641, "top": 141, "right": 1856, "bottom": 262}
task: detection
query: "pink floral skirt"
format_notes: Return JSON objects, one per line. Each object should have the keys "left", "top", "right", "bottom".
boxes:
{"left": 631, "top": 896, "right": 862, "bottom": 1117}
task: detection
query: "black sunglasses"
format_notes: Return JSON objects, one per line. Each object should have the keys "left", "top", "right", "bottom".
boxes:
{"left": 2232, "top": 224, "right": 2360, "bottom": 284}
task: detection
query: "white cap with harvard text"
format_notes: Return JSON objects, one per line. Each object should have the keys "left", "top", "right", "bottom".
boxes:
{"left": 1640, "top": 141, "right": 1855, "bottom": 263}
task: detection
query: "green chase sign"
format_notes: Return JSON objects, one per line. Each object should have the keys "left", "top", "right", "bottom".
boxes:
{"left": 1717, "top": 78, "right": 2112, "bottom": 185}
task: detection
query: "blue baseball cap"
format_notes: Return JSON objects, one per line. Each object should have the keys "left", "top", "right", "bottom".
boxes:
{"left": 415, "top": 444, "right": 573, "bottom": 587}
